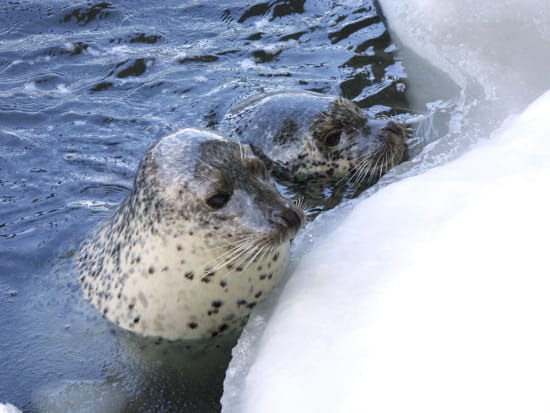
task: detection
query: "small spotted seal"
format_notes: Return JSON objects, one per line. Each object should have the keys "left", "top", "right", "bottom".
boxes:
{"left": 77, "top": 128, "right": 303, "bottom": 341}
{"left": 221, "top": 90, "right": 408, "bottom": 198}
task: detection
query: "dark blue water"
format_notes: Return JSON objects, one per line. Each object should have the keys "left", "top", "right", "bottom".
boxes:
{"left": 0, "top": 1, "right": 411, "bottom": 411}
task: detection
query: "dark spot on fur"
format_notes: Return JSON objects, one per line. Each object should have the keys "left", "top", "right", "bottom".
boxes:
{"left": 185, "top": 271, "right": 194, "bottom": 280}
{"left": 212, "top": 300, "right": 223, "bottom": 308}
{"left": 188, "top": 322, "right": 198, "bottom": 329}
{"left": 148, "top": 266, "right": 155, "bottom": 274}
{"left": 274, "top": 119, "right": 299, "bottom": 145}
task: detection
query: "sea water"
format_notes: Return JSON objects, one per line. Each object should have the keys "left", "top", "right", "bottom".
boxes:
{"left": 0, "top": 1, "right": 424, "bottom": 411}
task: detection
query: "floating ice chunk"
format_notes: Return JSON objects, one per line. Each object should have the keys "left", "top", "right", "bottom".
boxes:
{"left": 56, "top": 84, "right": 70, "bottom": 94}
{"left": 0, "top": 404, "right": 22, "bottom": 413}
{"left": 378, "top": 0, "right": 550, "bottom": 112}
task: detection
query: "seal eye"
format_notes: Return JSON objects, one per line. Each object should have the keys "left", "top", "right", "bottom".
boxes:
{"left": 206, "top": 192, "right": 232, "bottom": 209}
{"left": 324, "top": 132, "right": 341, "bottom": 147}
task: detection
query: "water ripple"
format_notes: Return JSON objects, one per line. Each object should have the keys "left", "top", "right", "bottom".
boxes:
{"left": 0, "top": 1, "right": 418, "bottom": 411}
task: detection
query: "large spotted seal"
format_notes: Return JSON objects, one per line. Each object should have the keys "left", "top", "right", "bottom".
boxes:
{"left": 221, "top": 91, "right": 408, "bottom": 209}
{"left": 77, "top": 128, "right": 303, "bottom": 341}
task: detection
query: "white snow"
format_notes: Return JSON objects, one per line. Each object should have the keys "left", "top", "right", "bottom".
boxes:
{"left": 0, "top": 403, "right": 22, "bottom": 413}
{"left": 221, "top": 1, "right": 550, "bottom": 412}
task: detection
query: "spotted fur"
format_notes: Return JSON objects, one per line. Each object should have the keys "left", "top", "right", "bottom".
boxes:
{"left": 222, "top": 91, "right": 408, "bottom": 189}
{"left": 77, "top": 128, "right": 303, "bottom": 341}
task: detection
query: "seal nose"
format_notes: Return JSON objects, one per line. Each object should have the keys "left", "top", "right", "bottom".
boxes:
{"left": 270, "top": 207, "right": 303, "bottom": 238}
{"left": 382, "top": 121, "right": 407, "bottom": 139}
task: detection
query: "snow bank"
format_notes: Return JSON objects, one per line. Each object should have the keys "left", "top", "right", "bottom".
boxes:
{"left": 223, "top": 89, "right": 550, "bottom": 413}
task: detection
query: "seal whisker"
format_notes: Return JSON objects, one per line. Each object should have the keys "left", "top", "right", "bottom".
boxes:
{"left": 375, "top": 153, "right": 386, "bottom": 180}
{"left": 243, "top": 238, "right": 271, "bottom": 270}
{"left": 353, "top": 161, "right": 369, "bottom": 187}
{"left": 213, "top": 234, "right": 273, "bottom": 274}
{"left": 233, "top": 135, "right": 245, "bottom": 161}
{"left": 342, "top": 146, "right": 385, "bottom": 187}
{"left": 205, "top": 243, "right": 255, "bottom": 267}
{"left": 220, "top": 238, "right": 267, "bottom": 275}
{"left": 293, "top": 196, "right": 311, "bottom": 214}
{"left": 364, "top": 150, "right": 385, "bottom": 183}
{"left": 355, "top": 158, "right": 374, "bottom": 186}
{"left": 345, "top": 164, "right": 363, "bottom": 187}
{"left": 336, "top": 155, "right": 370, "bottom": 186}
{"left": 207, "top": 234, "right": 259, "bottom": 251}
{"left": 210, "top": 239, "right": 252, "bottom": 264}
{"left": 379, "top": 152, "right": 388, "bottom": 179}
{"left": 207, "top": 237, "right": 258, "bottom": 271}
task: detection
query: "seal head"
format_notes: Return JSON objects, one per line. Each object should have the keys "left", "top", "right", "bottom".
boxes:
{"left": 77, "top": 128, "right": 303, "bottom": 341}
{"left": 222, "top": 91, "right": 408, "bottom": 192}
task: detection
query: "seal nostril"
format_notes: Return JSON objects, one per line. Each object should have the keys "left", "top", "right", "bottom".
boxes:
{"left": 382, "top": 121, "right": 406, "bottom": 137}
{"left": 271, "top": 208, "right": 303, "bottom": 233}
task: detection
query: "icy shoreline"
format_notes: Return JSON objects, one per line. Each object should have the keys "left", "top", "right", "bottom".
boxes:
{"left": 223, "top": 89, "right": 550, "bottom": 412}
{"left": 222, "top": 0, "right": 550, "bottom": 412}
